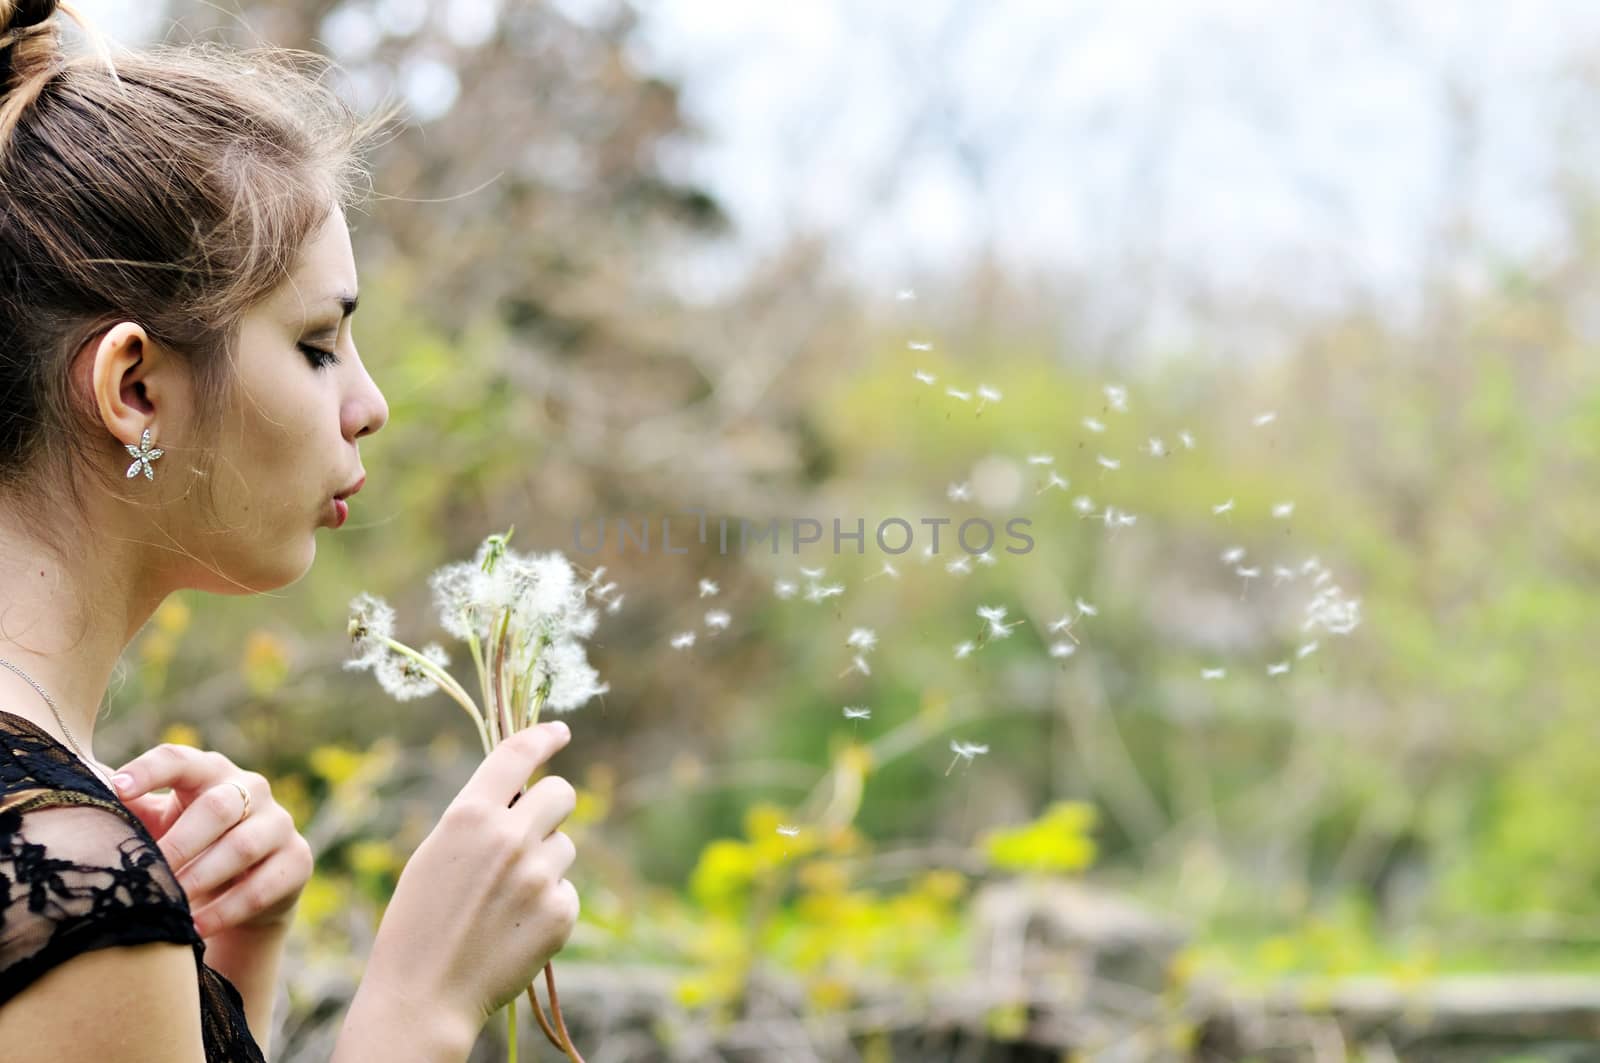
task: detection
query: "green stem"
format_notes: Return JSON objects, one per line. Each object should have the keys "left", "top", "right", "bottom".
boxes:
{"left": 506, "top": 998, "right": 516, "bottom": 1062}
{"left": 380, "top": 636, "right": 491, "bottom": 756}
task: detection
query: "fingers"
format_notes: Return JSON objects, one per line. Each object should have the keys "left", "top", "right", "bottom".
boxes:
{"left": 157, "top": 779, "right": 258, "bottom": 873}
{"left": 171, "top": 808, "right": 280, "bottom": 898}
{"left": 540, "top": 829, "right": 576, "bottom": 879}
{"left": 518, "top": 775, "right": 577, "bottom": 840}
{"left": 464, "top": 722, "right": 570, "bottom": 807}
{"left": 189, "top": 840, "right": 313, "bottom": 938}
{"left": 112, "top": 743, "right": 235, "bottom": 803}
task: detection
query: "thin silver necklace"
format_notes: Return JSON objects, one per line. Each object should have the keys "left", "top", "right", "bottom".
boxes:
{"left": 0, "top": 656, "right": 118, "bottom": 792}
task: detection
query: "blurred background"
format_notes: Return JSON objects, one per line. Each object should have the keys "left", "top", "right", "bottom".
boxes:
{"left": 69, "top": 1, "right": 1600, "bottom": 1059}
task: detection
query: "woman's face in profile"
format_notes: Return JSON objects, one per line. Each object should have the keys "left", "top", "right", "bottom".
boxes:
{"left": 185, "top": 203, "right": 389, "bottom": 594}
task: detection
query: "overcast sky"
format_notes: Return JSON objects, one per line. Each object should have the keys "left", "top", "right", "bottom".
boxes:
{"left": 78, "top": 0, "right": 1600, "bottom": 328}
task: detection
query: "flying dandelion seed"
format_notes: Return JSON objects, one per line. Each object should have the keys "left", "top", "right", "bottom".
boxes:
{"left": 843, "top": 706, "right": 872, "bottom": 720}
{"left": 1213, "top": 499, "right": 1236, "bottom": 516}
{"left": 846, "top": 627, "right": 878, "bottom": 652}
{"left": 698, "top": 578, "right": 719, "bottom": 598}
{"left": 1201, "top": 667, "right": 1226, "bottom": 680}
{"left": 974, "top": 550, "right": 998, "bottom": 566}
{"left": 800, "top": 566, "right": 827, "bottom": 580}
{"left": 1049, "top": 642, "right": 1077, "bottom": 659}
{"left": 1104, "top": 384, "right": 1129, "bottom": 412}
{"left": 920, "top": 544, "right": 937, "bottom": 563}
{"left": 774, "top": 579, "right": 798, "bottom": 599}
{"left": 805, "top": 583, "right": 846, "bottom": 603}
{"left": 947, "top": 482, "right": 972, "bottom": 502}
{"left": 776, "top": 825, "right": 801, "bottom": 837}
{"left": 1027, "top": 453, "right": 1055, "bottom": 465}
{"left": 1273, "top": 565, "right": 1296, "bottom": 585}
{"left": 1038, "top": 471, "right": 1071, "bottom": 494}
{"left": 1116, "top": 512, "right": 1138, "bottom": 528}
{"left": 1073, "top": 495, "right": 1096, "bottom": 515}
{"left": 914, "top": 369, "right": 937, "bottom": 385}
{"left": 946, "top": 387, "right": 972, "bottom": 402}
{"left": 896, "top": 288, "right": 916, "bottom": 301}
{"left": 839, "top": 654, "right": 872, "bottom": 678}
{"left": 946, "top": 739, "right": 990, "bottom": 775}
{"left": 945, "top": 556, "right": 973, "bottom": 576}
{"left": 1144, "top": 437, "right": 1167, "bottom": 457}
{"left": 1221, "top": 546, "right": 1247, "bottom": 565}
{"left": 909, "top": 340, "right": 933, "bottom": 351}
{"left": 1297, "top": 641, "right": 1320, "bottom": 658}
{"left": 976, "top": 604, "right": 1021, "bottom": 640}
{"left": 605, "top": 596, "right": 625, "bottom": 615}
{"left": 1048, "top": 614, "right": 1077, "bottom": 634}
{"left": 1084, "top": 417, "right": 1106, "bottom": 433}
{"left": 954, "top": 640, "right": 977, "bottom": 660}
{"left": 1272, "top": 502, "right": 1296, "bottom": 519}
{"left": 866, "top": 561, "right": 900, "bottom": 581}
{"left": 1076, "top": 597, "right": 1098, "bottom": 617}
{"left": 975, "top": 384, "right": 1002, "bottom": 412}
{"left": 1180, "top": 430, "right": 1196, "bottom": 449}
{"left": 1253, "top": 411, "right": 1278, "bottom": 427}
{"left": 1267, "top": 661, "right": 1290, "bottom": 676}
{"left": 704, "top": 609, "right": 731, "bottom": 631}
{"left": 1313, "top": 569, "right": 1333, "bottom": 588}
{"left": 669, "top": 631, "right": 696, "bottom": 650}
{"left": 1236, "top": 566, "right": 1262, "bottom": 597}
{"left": 1301, "top": 557, "right": 1323, "bottom": 575}
{"left": 1097, "top": 455, "right": 1121, "bottom": 471}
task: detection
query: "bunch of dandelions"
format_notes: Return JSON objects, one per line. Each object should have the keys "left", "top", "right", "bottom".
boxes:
{"left": 345, "top": 526, "right": 614, "bottom": 1063}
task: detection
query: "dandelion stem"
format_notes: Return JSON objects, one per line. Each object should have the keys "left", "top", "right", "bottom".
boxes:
{"left": 379, "top": 636, "right": 491, "bottom": 755}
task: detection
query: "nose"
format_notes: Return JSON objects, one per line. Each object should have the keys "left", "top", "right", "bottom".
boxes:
{"left": 346, "top": 356, "right": 389, "bottom": 441}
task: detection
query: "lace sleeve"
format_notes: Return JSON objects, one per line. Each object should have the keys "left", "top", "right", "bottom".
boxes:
{"left": 0, "top": 790, "right": 202, "bottom": 1007}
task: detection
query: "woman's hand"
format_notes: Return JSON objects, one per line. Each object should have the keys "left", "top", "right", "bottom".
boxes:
{"left": 105, "top": 744, "right": 314, "bottom": 938}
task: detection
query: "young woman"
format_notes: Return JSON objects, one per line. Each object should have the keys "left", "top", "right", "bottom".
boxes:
{"left": 0, "top": 3, "right": 581, "bottom": 1059}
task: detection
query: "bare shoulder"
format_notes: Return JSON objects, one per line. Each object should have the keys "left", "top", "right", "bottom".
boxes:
{"left": 0, "top": 939, "right": 207, "bottom": 1062}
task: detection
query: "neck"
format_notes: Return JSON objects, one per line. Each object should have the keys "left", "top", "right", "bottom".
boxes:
{"left": 0, "top": 513, "right": 166, "bottom": 769}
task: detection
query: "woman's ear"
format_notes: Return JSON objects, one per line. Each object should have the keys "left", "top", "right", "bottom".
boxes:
{"left": 85, "top": 322, "right": 170, "bottom": 454}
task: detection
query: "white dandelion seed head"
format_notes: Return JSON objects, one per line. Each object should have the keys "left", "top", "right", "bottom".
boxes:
{"left": 1104, "top": 384, "right": 1128, "bottom": 411}
{"left": 945, "top": 557, "right": 972, "bottom": 575}
{"left": 975, "top": 550, "right": 997, "bottom": 566}
{"left": 346, "top": 591, "right": 397, "bottom": 670}
{"left": 1073, "top": 495, "right": 1096, "bottom": 515}
{"left": 1180, "top": 430, "right": 1196, "bottom": 449}
{"left": 976, "top": 384, "right": 1002, "bottom": 403}
{"left": 1297, "top": 641, "right": 1320, "bottom": 658}
{"left": 1096, "top": 454, "right": 1121, "bottom": 470}
{"left": 670, "top": 630, "right": 697, "bottom": 650}
{"left": 1084, "top": 417, "right": 1106, "bottom": 433}
{"left": 704, "top": 609, "right": 731, "bottom": 630}
{"left": 1049, "top": 641, "right": 1077, "bottom": 658}
{"left": 947, "top": 482, "right": 972, "bottom": 502}
{"left": 914, "top": 369, "right": 937, "bottom": 385}
{"left": 774, "top": 579, "right": 798, "bottom": 599}
{"left": 1145, "top": 437, "right": 1166, "bottom": 457}
{"left": 1221, "top": 546, "right": 1247, "bottom": 565}
{"left": 954, "top": 640, "right": 976, "bottom": 659}
{"left": 800, "top": 566, "right": 827, "bottom": 580}
{"left": 946, "top": 387, "right": 972, "bottom": 402}
{"left": 698, "top": 578, "right": 720, "bottom": 598}
{"left": 805, "top": 582, "right": 846, "bottom": 602}
{"left": 536, "top": 637, "right": 607, "bottom": 714}
{"left": 426, "top": 562, "right": 485, "bottom": 642}
{"left": 777, "top": 824, "right": 801, "bottom": 837}
{"left": 1076, "top": 597, "right": 1098, "bottom": 617}
{"left": 950, "top": 739, "right": 989, "bottom": 759}
{"left": 843, "top": 705, "right": 872, "bottom": 719}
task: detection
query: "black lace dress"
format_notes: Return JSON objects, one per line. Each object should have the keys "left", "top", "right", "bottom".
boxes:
{"left": 0, "top": 709, "right": 265, "bottom": 1061}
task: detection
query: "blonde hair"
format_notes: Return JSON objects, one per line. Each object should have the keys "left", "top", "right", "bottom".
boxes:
{"left": 0, "top": 0, "right": 401, "bottom": 559}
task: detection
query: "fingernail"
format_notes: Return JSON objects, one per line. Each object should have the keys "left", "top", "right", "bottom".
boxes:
{"left": 112, "top": 773, "right": 135, "bottom": 794}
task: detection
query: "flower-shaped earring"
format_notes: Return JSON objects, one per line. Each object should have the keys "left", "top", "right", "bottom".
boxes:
{"left": 125, "top": 427, "right": 164, "bottom": 481}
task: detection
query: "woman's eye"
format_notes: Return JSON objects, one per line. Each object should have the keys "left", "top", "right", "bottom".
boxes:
{"left": 299, "top": 343, "right": 341, "bottom": 370}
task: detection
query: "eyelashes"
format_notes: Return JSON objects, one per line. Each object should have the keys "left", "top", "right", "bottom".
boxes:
{"left": 299, "top": 343, "right": 341, "bottom": 370}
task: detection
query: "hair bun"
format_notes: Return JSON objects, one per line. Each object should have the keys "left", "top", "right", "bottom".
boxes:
{"left": 0, "top": 0, "right": 58, "bottom": 38}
